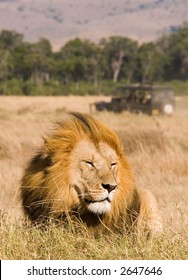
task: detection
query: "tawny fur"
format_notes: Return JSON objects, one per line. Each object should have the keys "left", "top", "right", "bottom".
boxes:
{"left": 21, "top": 112, "right": 162, "bottom": 235}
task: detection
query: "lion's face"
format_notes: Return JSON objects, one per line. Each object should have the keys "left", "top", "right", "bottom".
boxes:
{"left": 70, "top": 139, "right": 119, "bottom": 214}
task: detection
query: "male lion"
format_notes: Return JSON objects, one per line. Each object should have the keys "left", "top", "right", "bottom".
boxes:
{"left": 21, "top": 112, "right": 162, "bottom": 235}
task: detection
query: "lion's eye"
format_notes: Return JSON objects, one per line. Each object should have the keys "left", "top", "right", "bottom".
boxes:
{"left": 111, "top": 163, "right": 117, "bottom": 168}
{"left": 85, "top": 161, "right": 94, "bottom": 167}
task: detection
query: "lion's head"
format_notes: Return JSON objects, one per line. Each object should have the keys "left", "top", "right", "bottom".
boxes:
{"left": 21, "top": 112, "right": 162, "bottom": 234}
{"left": 70, "top": 139, "right": 119, "bottom": 215}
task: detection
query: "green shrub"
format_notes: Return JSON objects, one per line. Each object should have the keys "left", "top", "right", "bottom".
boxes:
{"left": 1, "top": 79, "right": 188, "bottom": 96}
{"left": 161, "top": 80, "right": 188, "bottom": 96}
{"left": 0, "top": 79, "right": 23, "bottom": 95}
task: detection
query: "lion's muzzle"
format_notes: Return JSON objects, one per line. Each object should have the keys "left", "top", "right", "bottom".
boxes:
{"left": 101, "top": 183, "right": 117, "bottom": 193}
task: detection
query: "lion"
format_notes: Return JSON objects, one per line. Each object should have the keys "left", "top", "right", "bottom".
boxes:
{"left": 21, "top": 112, "right": 162, "bottom": 236}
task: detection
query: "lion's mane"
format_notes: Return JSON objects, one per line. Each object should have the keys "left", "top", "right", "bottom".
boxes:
{"left": 21, "top": 112, "right": 162, "bottom": 234}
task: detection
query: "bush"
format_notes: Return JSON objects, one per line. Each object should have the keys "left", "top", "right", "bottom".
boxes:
{"left": 0, "top": 79, "right": 23, "bottom": 95}
{"left": 1, "top": 79, "right": 188, "bottom": 96}
{"left": 161, "top": 80, "right": 188, "bottom": 96}
{"left": 22, "top": 81, "right": 65, "bottom": 96}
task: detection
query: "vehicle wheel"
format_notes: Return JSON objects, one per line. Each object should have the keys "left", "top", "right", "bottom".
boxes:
{"left": 161, "top": 103, "right": 174, "bottom": 115}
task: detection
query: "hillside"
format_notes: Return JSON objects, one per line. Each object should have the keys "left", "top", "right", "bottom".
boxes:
{"left": 0, "top": 0, "right": 187, "bottom": 50}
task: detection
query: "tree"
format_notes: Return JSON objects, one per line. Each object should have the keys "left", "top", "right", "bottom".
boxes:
{"left": 0, "top": 49, "right": 12, "bottom": 80}
{"left": 0, "top": 30, "right": 23, "bottom": 51}
{"left": 55, "top": 38, "right": 100, "bottom": 84}
{"left": 13, "top": 38, "right": 53, "bottom": 85}
{"left": 136, "top": 42, "right": 165, "bottom": 83}
{"left": 158, "top": 24, "right": 188, "bottom": 80}
{"left": 100, "top": 36, "right": 138, "bottom": 82}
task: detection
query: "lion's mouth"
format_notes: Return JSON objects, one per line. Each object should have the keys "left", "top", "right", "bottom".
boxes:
{"left": 84, "top": 197, "right": 111, "bottom": 214}
{"left": 84, "top": 197, "right": 110, "bottom": 204}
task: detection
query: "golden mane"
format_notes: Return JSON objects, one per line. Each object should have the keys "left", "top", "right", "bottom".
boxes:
{"left": 21, "top": 112, "right": 162, "bottom": 235}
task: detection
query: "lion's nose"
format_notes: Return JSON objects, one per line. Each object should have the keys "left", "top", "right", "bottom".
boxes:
{"left": 101, "top": 183, "right": 117, "bottom": 193}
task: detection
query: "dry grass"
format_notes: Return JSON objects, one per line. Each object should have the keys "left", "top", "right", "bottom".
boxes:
{"left": 0, "top": 95, "right": 188, "bottom": 260}
{"left": 0, "top": 216, "right": 187, "bottom": 260}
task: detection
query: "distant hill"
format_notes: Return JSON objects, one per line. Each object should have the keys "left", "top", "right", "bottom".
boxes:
{"left": 0, "top": 0, "right": 187, "bottom": 50}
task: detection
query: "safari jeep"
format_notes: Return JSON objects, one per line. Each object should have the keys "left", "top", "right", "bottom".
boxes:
{"left": 94, "top": 84, "right": 175, "bottom": 116}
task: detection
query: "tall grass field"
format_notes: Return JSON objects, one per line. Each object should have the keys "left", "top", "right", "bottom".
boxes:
{"left": 0, "top": 95, "right": 188, "bottom": 259}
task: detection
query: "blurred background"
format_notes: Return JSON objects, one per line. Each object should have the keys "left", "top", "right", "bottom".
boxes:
{"left": 0, "top": 0, "right": 188, "bottom": 95}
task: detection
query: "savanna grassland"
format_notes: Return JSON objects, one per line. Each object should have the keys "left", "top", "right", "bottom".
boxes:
{"left": 0, "top": 95, "right": 188, "bottom": 260}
